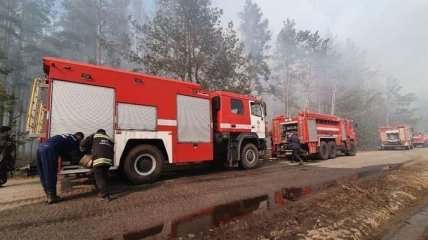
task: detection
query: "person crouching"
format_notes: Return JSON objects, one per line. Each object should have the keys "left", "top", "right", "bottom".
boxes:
{"left": 80, "top": 129, "right": 114, "bottom": 201}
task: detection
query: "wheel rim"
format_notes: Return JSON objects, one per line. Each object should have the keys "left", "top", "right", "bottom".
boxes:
{"left": 245, "top": 149, "right": 257, "bottom": 164}
{"left": 134, "top": 153, "right": 156, "bottom": 176}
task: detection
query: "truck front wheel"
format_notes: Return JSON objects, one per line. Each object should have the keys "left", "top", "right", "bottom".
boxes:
{"left": 328, "top": 142, "right": 337, "bottom": 159}
{"left": 345, "top": 141, "right": 357, "bottom": 156}
{"left": 240, "top": 143, "right": 259, "bottom": 169}
{"left": 124, "top": 145, "right": 163, "bottom": 184}
{"left": 318, "top": 141, "right": 329, "bottom": 160}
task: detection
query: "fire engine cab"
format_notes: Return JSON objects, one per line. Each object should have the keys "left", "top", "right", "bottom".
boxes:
{"left": 26, "top": 57, "right": 267, "bottom": 184}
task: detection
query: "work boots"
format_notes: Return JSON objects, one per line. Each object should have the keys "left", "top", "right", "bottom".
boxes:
{"left": 46, "top": 192, "right": 60, "bottom": 204}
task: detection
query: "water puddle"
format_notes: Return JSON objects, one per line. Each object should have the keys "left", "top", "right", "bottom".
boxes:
{"left": 122, "top": 164, "right": 402, "bottom": 239}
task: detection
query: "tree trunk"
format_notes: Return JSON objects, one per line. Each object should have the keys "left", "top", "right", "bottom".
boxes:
{"left": 304, "top": 65, "right": 312, "bottom": 111}
{"left": 284, "top": 64, "right": 290, "bottom": 117}
{"left": 2, "top": 0, "right": 13, "bottom": 56}
{"left": 95, "top": 0, "right": 102, "bottom": 65}
{"left": 330, "top": 80, "right": 336, "bottom": 115}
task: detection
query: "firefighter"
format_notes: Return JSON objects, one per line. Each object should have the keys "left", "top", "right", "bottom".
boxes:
{"left": 37, "top": 132, "right": 84, "bottom": 204}
{"left": 80, "top": 129, "right": 114, "bottom": 202}
{"left": 288, "top": 132, "right": 304, "bottom": 165}
{"left": 0, "top": 126, "right": 16, "bottom": 187}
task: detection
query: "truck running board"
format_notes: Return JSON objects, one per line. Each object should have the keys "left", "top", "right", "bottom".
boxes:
{"left": 60, "top": 165, "right": 92, "bottom": 175}
{"left": 60, "top": 165, "right": 118, "bottom": 175}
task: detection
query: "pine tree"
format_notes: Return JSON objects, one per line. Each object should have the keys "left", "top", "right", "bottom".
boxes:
{"left": 384, "top": 77, "right": 418, "bottom": 126}
{"left": 0, "top": 49, "right": 14, "bottom": 126}
{"left": 54, "top": 0, "right": 130, "bottom": 66}
{"left": 238, "top": 0, "right": 271, "bottom": 94}
{"left": 273, "top": 19, "right": 300, "bottom": 116}
{"left": 129, "top": 0, "right": 251, "bottom": 94}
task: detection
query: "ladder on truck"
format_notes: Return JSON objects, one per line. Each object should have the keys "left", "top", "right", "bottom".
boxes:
{"left": 26, "top": 78, "right": 47, "bottom": 138}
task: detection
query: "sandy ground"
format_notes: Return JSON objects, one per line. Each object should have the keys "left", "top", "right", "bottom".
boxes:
{"left": 0, "top": 148, "right": 427, "bottom": 239}
{"left": 176, "top": 151, "right": 428, "bottom": 239}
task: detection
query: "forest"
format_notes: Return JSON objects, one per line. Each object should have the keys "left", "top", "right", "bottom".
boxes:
{"left": 0, "top": 0, "right": 425, "bottom": 164}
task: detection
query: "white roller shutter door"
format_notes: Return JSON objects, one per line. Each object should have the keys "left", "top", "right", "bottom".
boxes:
{"left": 177, "top": 95, "right": 211, "bottom": 143}
{"left": 117, "top": 103, "right": 156, "bottom": 130}
{"left": 50, "top": 80, "right": 115, "bottom": 138}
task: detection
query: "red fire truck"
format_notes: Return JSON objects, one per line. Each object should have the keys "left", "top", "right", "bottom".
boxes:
{"left": 26, "top": 57, "right": 267, "bottom": 184}
{"left": 412, "top": 132, "right": 428, "bottom": 148}
{"left": 271, "top": 111, "right": 357, "bottom": 160}
{"left": 378, "top": 125, "right": 414, "bottom": 150}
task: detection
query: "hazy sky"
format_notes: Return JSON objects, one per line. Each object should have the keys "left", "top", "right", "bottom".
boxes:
{"left": 213, "top": 0, "right": 428, "bottom": 94}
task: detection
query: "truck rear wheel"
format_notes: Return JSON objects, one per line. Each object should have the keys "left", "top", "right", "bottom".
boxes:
{"left": 124, "top": 145, "right": 163, "bottom": 184}
{"left": 328, "top": 142, "right": 337, "bottom": 159}
{"left": 345, "top": 141, "right": 357, "bottom": 156}
{"left": 318, "top": 141, "right": 329, "bottom": 160}
{"left": 240, "top": 143, "right": 259, "bottom": 169}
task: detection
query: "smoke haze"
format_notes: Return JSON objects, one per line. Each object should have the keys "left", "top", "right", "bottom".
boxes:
{"left": 214, "top": 0, "right": 428, "bottom": 93}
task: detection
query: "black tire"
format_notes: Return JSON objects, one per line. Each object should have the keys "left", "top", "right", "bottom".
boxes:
{"left": 318, "top": 141, "right": 329, "bottom": 160}
{"left": 124, "top": 145, "right": 163, "bottom": 184}
{"left": 328, "top": 141, "right": 337, "bottom": 159}
{"left": 240, "top": 143, "right": 259, "bottom": 169}
{"left": 346, "top": 141, "right": 357, "bottom": 156}
{"left": 0, "top": 170, "right": 7, "bottom": 187}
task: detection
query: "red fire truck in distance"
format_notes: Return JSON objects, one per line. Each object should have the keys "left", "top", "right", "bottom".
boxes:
{"left": 26, "top": 57, "right": 267, "bottom": 184}
{"left": 412, "top": 132, "right": 428, "bottom": 148}
{"left": 378, "top": 125, "right": 414, "bottom": 150}
{"left": 271, "top": 111, "right": 357, "bottom": 160}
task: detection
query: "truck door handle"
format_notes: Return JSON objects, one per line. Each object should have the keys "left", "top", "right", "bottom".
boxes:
{"left": 251, "top": 126, "right": 255, "bottom": 129}
{"left": 231, "top": 124, "right": 236, "bottom": 128}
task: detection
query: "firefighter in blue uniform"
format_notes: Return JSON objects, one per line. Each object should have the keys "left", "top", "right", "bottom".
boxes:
{"left": 37, "top": 132, "right": 84, "bottom": 204}
{"left": 80, "top": 129, "right": 114, "bottom": 201}
{"left": 288, "top": 132, "right": 304, "bottom": 165}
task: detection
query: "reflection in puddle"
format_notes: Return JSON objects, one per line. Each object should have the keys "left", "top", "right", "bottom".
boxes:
{"left": 122, "top": 164, "right": 402, "bottom": 239}
{"left": 123, "top": 225, "right": 164, "bottom": 240}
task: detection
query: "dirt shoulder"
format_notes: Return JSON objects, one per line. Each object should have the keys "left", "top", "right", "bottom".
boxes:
{"left": 0, "top": 149, "right": 426, "bottom": 239}
{"left": 176, "top": 157, "right": 428, "bottom": 239}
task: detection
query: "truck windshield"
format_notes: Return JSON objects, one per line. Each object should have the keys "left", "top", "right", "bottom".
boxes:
{"left": 250, "top": 102, "right": 262, "bottom": 117}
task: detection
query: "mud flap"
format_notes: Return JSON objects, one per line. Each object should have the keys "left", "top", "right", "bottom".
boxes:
{"left": 227, "top": 141, "right": 239, "bottom": 167}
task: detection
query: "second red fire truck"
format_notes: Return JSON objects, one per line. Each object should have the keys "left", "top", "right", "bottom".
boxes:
{"left": 271, "top": 111, "right": 357, "bottom": 159}
{"left": 378, "top": 124, "right": 414, "bottom": 150}
{"left": 27, "top": 57, "right": 267, "bottom": 184}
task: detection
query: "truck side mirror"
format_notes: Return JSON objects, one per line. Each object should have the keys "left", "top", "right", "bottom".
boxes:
{"left": 262, "top": 102, "right": 267, "bottom": 117}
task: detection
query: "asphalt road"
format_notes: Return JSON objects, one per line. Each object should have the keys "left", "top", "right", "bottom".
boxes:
{"left": 0, "top": 148, "right": 426, "bottom": 239}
